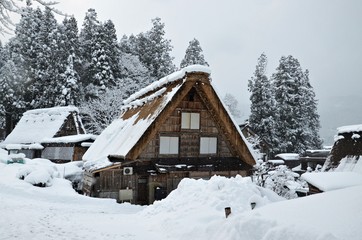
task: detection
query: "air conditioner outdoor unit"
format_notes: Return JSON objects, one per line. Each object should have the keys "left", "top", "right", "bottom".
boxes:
{"left": 123, "top": 167, "right": 133, "bottom": 175}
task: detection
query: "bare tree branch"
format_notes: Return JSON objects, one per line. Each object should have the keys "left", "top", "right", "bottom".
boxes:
{"left": 0, "top": 0, "right": 66, "bottom": 35}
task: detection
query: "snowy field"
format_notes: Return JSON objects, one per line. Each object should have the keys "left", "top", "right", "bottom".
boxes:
{"left": 1, "top": 151, "right": 362, "bottom": 240}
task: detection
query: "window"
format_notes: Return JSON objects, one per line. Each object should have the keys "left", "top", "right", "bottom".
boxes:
{"left": 200, "top": 137, "right": 217, "bottom": 154}
{"left": 160, "top": 136, "right": 179, "bottom": 154}
{"left": 181, "top": 112, "right": 200, "bottom": 129}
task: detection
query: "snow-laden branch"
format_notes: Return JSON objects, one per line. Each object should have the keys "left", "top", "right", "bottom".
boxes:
{"left": 0, "top": 0, "right": 66, "bottom": 35}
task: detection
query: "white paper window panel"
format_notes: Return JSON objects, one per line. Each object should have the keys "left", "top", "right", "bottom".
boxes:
{"left": 160, "top": 136, "right": 179, "bottom": 154}
{"left": 190, "top": 113, "right": 200, "bottom": 129}
{"left": 181, "top": 112, "right": 200, "bottom": 129}
{"left": 41, "top": 147, "right": 74, "bottom": 160}
{"left": 181, "top": 112, "right": 190, "bottom": 129}
{"left": 200, "top": 137, "right": 217, "bottom": 154}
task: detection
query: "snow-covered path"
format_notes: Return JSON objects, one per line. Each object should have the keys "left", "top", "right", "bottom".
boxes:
{"left": 1, "top": 158, "right": 362, "bottom": 240}
{"left": 0, "top": 163, "right": 159, "bottom": 240}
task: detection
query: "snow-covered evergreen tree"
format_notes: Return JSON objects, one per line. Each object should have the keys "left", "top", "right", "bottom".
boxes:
{"left": 133, "top": 17, "right": 176, "bottom": 80}
{"left": 0, "top": 58, "right": 26, "bottom": 135}
{"left": 299, "top": 69, "right": 323, "bottom": 149}
{"left": 180, "top": 38, "right": 209, "bottom": 68}
{"left": 0, "top": 41, "right": 6, "bottom": 69}
{"left": 79, "top": 8, "right": 100, "bottom": 90}
{"left": 58, "top": 55, "right": 80, "bottom": 106}
{"left": 248, "top": 53, "right": 276, "bottom": 155}
{"left": 102, "top": 20, "right": 121, "bottom": 81}
{"left": 54, "top": 16, "right": 81, "bottom": 106}
{"left": 10, "top": 7, "right": 43, "bottom": 108}
{"left": 36, "top": 7, "right": 60, "bottom": 107}
{"left": 79, "top": 9, "right": 120, "bottom": 99}
{"left": 56, "top": 17, "right": 81, "bottom": 70}
{"left": 272, "top": 55, "right": 322, "bottom": 154}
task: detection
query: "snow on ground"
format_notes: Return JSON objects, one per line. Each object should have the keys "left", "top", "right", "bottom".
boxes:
{"left": 1, "top": 158, "right": 362, "bottom": 240}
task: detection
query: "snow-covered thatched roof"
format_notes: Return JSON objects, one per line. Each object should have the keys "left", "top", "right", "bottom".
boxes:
{"left": 337, "top": 124, "right": 362, "bottom": 134}
{"left": 323, "top": 124, "right": 362, "bottom": 170}
{"left": 83, "top": 65, "right": 255, "bottom": 172}
{"left": 2, "top": 106, "right": 82, "bottom": 146}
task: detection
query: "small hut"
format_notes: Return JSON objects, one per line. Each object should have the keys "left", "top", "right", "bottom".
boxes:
{"left": 1, "top": 106, "right": 95, "bottom": 163}
{"left": 82, "top": 65, "right": 256, "bottom": 205}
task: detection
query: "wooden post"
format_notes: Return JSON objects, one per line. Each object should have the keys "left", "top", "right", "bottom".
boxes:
{"left": 251, "top": 202, "right": 256, "bottom": 210}
{"left": 225, "top": 207, "right": 231, "bottom": 218}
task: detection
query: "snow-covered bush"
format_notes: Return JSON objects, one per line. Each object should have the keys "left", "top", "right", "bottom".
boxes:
{"left": 17, "top": 158, "right": 60, "bottom": 187}
{"left": 253, "top": 162, "right": 306, "bottom": 199}
{"left": 264, "top": 165, "right": 304, "bottom": 199}
{"left": 24, "top": 168, "right": 53, "bottom": 187}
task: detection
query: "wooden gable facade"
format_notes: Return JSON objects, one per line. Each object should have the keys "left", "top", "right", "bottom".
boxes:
{"left": 83, "top": 66, "right": 256, "bottom": 205}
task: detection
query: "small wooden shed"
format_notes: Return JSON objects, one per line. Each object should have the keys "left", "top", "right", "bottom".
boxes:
{"left": 82, "top": 65, "right": 256, "bottom": 205}
{"left": 1, "top": 106, "right": 95, "bottom": 163}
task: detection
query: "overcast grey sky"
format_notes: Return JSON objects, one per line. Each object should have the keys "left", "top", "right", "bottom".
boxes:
{"left": 2, "top": 0, "right": 361, "bottom": 144}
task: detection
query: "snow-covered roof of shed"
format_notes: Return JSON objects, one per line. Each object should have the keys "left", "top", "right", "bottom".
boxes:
{"left": 41, "top": 134, "right": 97, "bottom": 144}
{"left": 275, "top": 153, "right": 300, "bottom": 160}
{"left": 302, "top": 172, "right": 362, "bottom": 192}
{"left": 337, "top": 124, "right": 362, "bottom": 134}
{"left": 2, "top": 106, "right": 79, "bottom": 145}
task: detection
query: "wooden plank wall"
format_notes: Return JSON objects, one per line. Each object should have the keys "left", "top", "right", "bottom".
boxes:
{"left": 138, "top": 86, "right": 234, "bottom": 160}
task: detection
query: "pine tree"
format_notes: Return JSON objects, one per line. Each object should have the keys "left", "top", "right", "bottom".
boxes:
{"left": 102, "top": 20, "right": 121, "bottom": 81}
{"left": 0, "top": 41, "right": 6, "bottom": 69}
{"left": 0, "top": 42, "right": 7, "bottom": 130}
{"left": 58, "top": 55, "right": 80, "bottom": 106}
{"left": 272, "top": 55, "right": 322, "bottom": 154}
{"left": 79, "top": 8, "right": 100, "bottom": 89}
{"left": 10, "top": 7, "right": 43, "bottom": 108}
{"left": 0, "top": 58, "right": 26, "bottom": 135}
{"left": 248, "top": 53, "right": 276, "bottom": 156}
{"left": 133, "top": 17, "right": 176, "bottom": 80}
{"left": 299, "top": 69, "right": 323, "bottom": 149}
{"left": 79, "top": 9, "right": 120, "bottom": 99}
{"left": 36, "top": 7, "right": 60, "bottom": 107}
{"left": 180, "top": 38, "right": 209, "bottom": 68}
{"left": 54, "top": 16, "right": 81, "bottom": 105}
{"left": 56, "top": 17, "right": 80, "bottom": 70}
